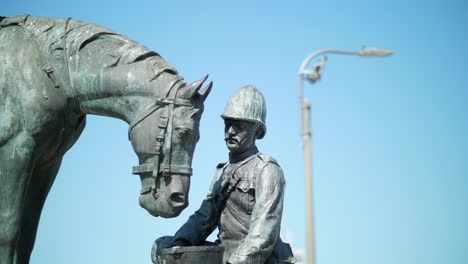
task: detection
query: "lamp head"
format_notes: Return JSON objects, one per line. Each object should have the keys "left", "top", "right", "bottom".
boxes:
{"left": 303, "top": 55, "right": 327, "bottom": 83}
{"left": 359, "top": 47, "right": 394, "bottom": 57}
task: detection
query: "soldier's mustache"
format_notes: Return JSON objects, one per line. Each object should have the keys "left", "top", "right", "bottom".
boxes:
{"left": 225, "top": 137, "right": 238, "bottom": 143}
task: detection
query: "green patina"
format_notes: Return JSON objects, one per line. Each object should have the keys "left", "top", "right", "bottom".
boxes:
{"left": 0, "top": 15, "right": 212, "bottom": 263}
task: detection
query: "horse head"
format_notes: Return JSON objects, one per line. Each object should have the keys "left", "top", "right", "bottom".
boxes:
{"left": 128, "top": 76, "right": 212, "bottom": 217}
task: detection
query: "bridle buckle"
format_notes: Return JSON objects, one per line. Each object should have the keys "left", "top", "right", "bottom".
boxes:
{"left": 162, "top": 167, "right": 170, "bottom": 177}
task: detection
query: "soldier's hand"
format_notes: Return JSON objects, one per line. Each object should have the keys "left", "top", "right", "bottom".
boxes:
{"left": 151, "top": 236, "right": 175, "bottom": 264}
{"left": 151, "top": 236, "right": 193, "bottom": 263}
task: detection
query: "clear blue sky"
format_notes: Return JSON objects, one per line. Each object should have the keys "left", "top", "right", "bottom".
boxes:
{"left": 4, "top": 1, "right": 468, "bottom": 263}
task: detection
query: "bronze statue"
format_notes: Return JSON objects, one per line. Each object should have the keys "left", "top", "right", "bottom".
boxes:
{"left": 153, "top": 86, "right": 295, "bottom": 264}
{"left": 0, "top": 15, "right": 211, "bottom": 264}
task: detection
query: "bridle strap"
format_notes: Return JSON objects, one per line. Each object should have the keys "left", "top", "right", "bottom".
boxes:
{"left": 130, "top": 80, "right": 195, "bottom": 200}
{"left": 128, "top": 97, "right": 192, "bottom": 140}
{"left": 127, "top": 76, "right": 184, "bottom": 139}
{"left": 160, "top": 82, "right": 180, "bottom": 177}
{"left": 128, "top": 102, "right": 160, "bottom": 140}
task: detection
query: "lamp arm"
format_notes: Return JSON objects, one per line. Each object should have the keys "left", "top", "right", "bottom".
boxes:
{"left": 298, "top": 49, "right": 362, "bottom": 76}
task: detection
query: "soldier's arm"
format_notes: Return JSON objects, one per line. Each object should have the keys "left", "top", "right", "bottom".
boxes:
{"left": 152, "top": 197, "right": 219, "bottom": 264}
{"left": 172, "top": 198, "right": 218, "bottom": 245}
{"left": 172, "top": 164, "right": 226, "bottom": 245}
{"left": 228, "top": 162, "right": 286, "bottom": 264}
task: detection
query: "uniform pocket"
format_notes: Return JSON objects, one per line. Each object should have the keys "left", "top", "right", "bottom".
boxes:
{"left": 236, "top": 180, "right": 255, "bottom": 214}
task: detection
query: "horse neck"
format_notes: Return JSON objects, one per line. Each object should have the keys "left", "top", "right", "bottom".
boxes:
{"left": 71, "top": 60, "right": 180, "bottom": 124}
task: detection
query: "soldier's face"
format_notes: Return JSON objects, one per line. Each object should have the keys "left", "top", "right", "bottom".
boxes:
{"left": 224, "top": 119, "right": 258, "bottom": 154}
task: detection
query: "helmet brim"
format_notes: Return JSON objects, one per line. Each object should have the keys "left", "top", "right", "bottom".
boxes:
{"left": 221, "top": 115, "right": 266, "bottom": 139}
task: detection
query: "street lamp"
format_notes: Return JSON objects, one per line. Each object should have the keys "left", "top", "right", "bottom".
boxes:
{"left": 298, "top": 47, "right": 393, "bottom": 264}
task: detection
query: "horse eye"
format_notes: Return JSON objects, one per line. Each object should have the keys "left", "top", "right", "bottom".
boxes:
{"left": 175, "top": 127, "right": 191, "bottom": 138}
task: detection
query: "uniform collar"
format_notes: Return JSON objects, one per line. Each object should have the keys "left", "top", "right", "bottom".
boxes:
{"left": 229, "top": 146, "right": 259, "bottom": 164}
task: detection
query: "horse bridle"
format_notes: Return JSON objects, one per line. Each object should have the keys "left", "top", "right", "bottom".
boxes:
{"left": 128, "top": 81, "right": 194, "bottom": 197}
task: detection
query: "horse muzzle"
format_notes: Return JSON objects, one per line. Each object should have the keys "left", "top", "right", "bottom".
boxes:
{"left": 137, "top": 170, "right": 190, "bottom": 218}
{"left": 139, "top": 191, "right": 188, "bottom": 218}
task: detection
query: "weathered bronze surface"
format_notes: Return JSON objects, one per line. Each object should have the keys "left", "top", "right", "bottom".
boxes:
{"left": 0, "top": 15, "right": 211, "bottom": 263}
{"left": 153, "top": 86, "right": 295, "bottom": 264}
{"left": 160, "top": 245, "right": 224, "bottom": 264}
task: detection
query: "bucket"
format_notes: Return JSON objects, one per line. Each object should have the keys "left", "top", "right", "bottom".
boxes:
{"left": 159, "top": 245, "right": 224, "bottom": 264}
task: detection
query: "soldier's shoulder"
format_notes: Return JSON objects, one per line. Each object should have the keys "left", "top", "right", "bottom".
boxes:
{"left": 256, "top": 153, "right": 285, "bottom": 184}
{"left": 256, "top": 153, "right": 280, "bottom": 167}
{"left": 216, "top": 162, "right": 227, "bottom": 169}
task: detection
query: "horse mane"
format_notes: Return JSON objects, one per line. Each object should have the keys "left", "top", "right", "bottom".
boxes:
{"left": 65, "top": 18, "right": 180, "bottom": 93}
{"left": 15, "top": 16, "right": 201, "bottom": 107}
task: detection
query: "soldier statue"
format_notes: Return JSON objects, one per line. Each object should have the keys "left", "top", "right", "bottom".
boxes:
{"left": 152, "top": 86, "right": 295, "bottom": 264}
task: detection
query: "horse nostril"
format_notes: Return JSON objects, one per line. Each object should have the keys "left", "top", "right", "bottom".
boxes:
{"left": 169, "top": 192, "right": 186, "bottom": 208}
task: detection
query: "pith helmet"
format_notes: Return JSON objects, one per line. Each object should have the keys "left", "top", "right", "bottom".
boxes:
{"left": 221, "top": 85, "right": 267, "bottom": 139}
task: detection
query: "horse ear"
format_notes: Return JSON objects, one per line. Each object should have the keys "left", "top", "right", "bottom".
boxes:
{"left": 179, "top": 75, "right": 209, "bottom": 99}
{"left": 199, "top": 81, "right": 212, "bottom": 102}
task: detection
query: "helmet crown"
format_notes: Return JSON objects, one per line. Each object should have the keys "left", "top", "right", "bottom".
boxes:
{"left": 221, "top": 85, "right": 267, "bottom": 139}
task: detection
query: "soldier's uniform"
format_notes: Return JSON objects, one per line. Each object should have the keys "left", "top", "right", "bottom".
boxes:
{"left": 172, "top": 146, "right": 286, "bottom": 263}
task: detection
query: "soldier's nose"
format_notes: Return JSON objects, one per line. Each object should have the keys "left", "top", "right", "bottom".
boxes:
{"left": 227, "top": 125, "right": 236, "bottom": 135}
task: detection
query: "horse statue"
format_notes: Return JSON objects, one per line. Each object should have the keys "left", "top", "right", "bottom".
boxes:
{"left": 0, "top": 15, "right": 212, "bottom": 264}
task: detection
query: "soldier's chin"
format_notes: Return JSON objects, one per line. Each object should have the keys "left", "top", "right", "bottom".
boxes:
{"left": 226, "top": 140, "right": 239, "bottom": 152}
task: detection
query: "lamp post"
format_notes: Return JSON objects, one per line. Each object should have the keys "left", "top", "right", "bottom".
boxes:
{"left": 298, "top": 47, "right": 393, "bottom": 264}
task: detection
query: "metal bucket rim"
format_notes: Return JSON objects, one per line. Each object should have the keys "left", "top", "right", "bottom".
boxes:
{"left": 161, "top": 245, "right": 224, "bottom": 254}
